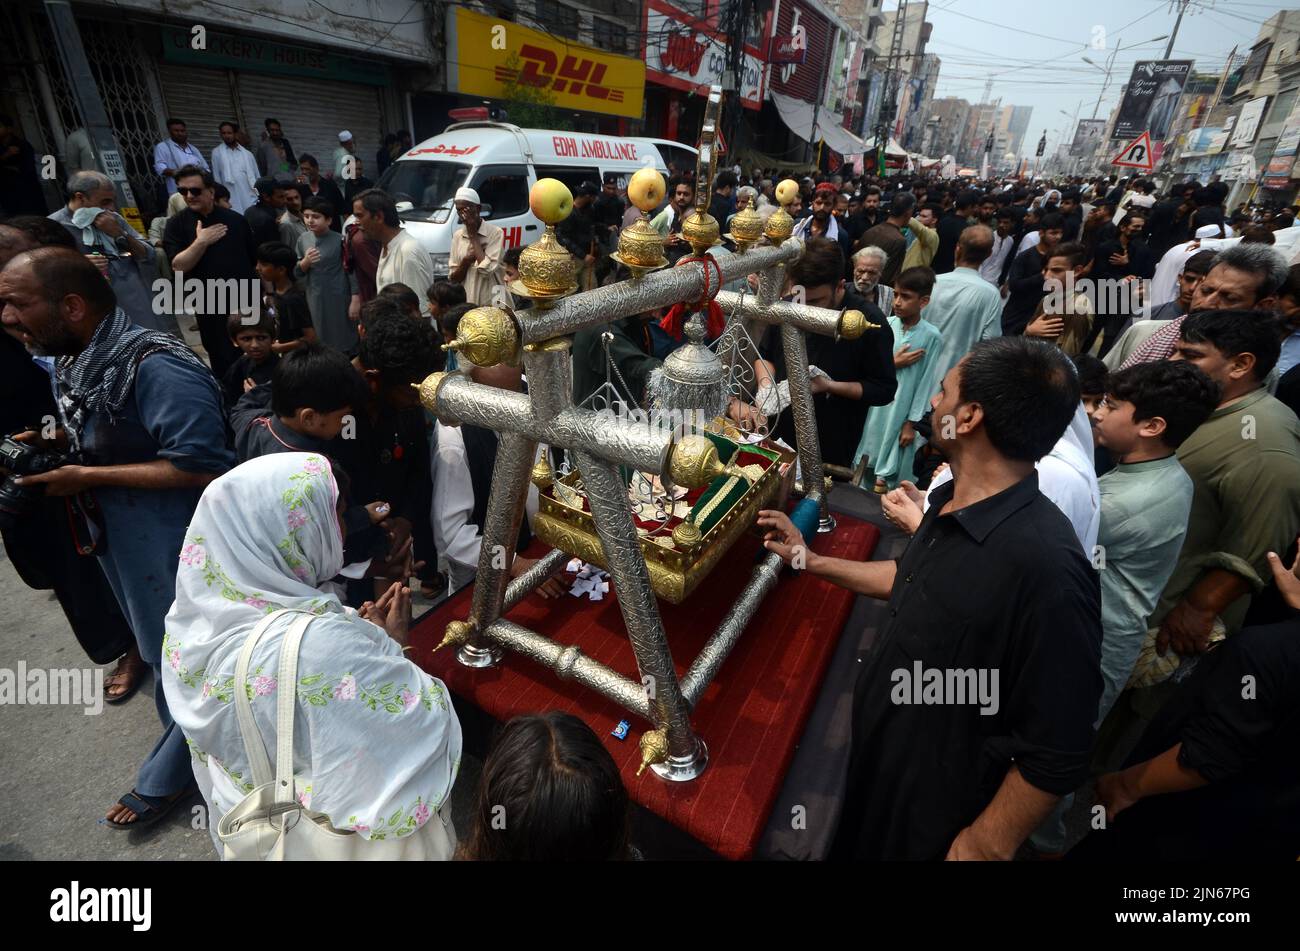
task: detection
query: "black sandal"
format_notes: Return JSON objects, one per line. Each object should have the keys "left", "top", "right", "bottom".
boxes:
{"left": 105, "top": 787, "right": 193, "bottom": 831}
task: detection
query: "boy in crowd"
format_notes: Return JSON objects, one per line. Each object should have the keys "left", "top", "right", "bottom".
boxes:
{"left": 1089, "top": 361, "right": 1219, "bottom": 726}
{"left": 230, "top": 342, "right": 366, "bottom": 462}
{"left": 255, "top": 241, "right": 315, "bottom": 354}
{"left": 378, "top": 281, "right": 422, "bottom": 321}
{"left": 436, "top": 302, "right": 474, "bottom": 372}
{"left": 855, "top": 267, "right": 942, "bottom": 492}
{"left": 428, "top": 279, "right": 467, "bottom": 326}
{"left": 222, "top": 310, "right": 278, "bottom": 407}
{"left": 330, "top": 310, "right": 440, "bottom": 599}
{"left": 503, "top": 246, "right": 524, "bottom": 286}
{"left": 1025, "top": 242, "right": 1094, "bottom": 356}
{"left": 229, "top": 342, "right": 411, "bottom": 585}
{"left": 1101, "top": 310, "right": 1300, "bottom": 758}
{"left": 356, "top": 294, "right": 405, "bottom": 343}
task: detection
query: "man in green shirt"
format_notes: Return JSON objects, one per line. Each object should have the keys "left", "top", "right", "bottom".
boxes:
{"left": 1090, "top": 361, "right": 1219, "bottom": 723}
{"left": 1141, "top": 309, "right": 1300, "bottom": 687}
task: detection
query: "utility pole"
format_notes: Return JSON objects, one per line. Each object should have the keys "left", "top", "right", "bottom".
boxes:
{"left": 1091, "top": 35, "right": 1122, "bottom": 120}
{"left": 1164, "top": 0, "right": 1192, "bottom": 59}
{"left": 873, "top": 0, "right": 909, "bottom": 176}
{"left": 721, "top": 0, "right": 749, "bottom": 166}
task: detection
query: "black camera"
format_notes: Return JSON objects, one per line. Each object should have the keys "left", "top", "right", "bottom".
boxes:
{"left": 0, "top": 434, "right": 69, "bottom": 531}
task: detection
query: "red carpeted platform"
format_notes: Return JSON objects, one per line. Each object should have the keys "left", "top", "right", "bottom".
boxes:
{"left": 409, "top": 515, "right": 879, "bottom": 860}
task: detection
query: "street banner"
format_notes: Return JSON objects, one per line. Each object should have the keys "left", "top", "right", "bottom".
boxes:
{"left": 1229, "top": 96, "right": 1270, "bottom": 148}
{"left": 1112, "top": 131, "right": 1155, "bottom": 171}
{"left": 447, "top": 7, "right": 644, "bottom": 119}
{"left": 1113, "top": 61, "right": 1193, "bottom": 141}
{"left": 1263, "top": 96, "right": 1300, "bottom": 188}
{"left": 1070, "top": 119, "right": 1107, "bottom": 156}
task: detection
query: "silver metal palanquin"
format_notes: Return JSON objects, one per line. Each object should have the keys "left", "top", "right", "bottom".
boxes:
{"left": 417, "top": 86, "right": 876, "bottom": 781}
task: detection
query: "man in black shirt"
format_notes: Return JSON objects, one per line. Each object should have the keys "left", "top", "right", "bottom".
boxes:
{"left": 592, "top": 174, "right": 626, "bottom": 253}
{"left": 932, "top": 189, "right": 978, "bottom": 274}
{"left": 707, "top": 170, "right": 737, "bottom": 227}
{"left": 328, "top": 311, "right": 437, "bottom": 603}
{"left": 756, "top": 237, "right": 895, "bottom": 468}
{"left": 298, "top": 154, "right": 345, "bottom": 234}
{"left": 846, "top": 185, "right": 883, "bottom": 249}
{"left": 163, "top": 165, "right": 257, "bottom": 377}
{"left": 1001, "top": 212, "right": 1066, "bottom": 336}
{"left": 245, "top": 177, "right": 286, "bottom": 248}
{"left": 557, "top": 181, "right": 599, "bottom": 290}
{"left": 1058, "top": 188, "right": 1084, "bottom": 242}
{"left": 1076, "top": 614, "right": 1300, "bottom": 860}
{"left": 759, "top": 336, "right": 1101, "bottom": 860}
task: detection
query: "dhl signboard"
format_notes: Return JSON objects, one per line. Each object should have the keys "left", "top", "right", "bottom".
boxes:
{"left": 448, "top": 8, "right": 645, "bottom": 120}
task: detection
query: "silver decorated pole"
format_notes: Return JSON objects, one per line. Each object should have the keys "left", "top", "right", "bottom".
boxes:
{"left": 780, "top": 321, "right": 834, "bottom": 531}
{"left": 572, "top": 449, "right": 707, "bottom": 780}
{"left": 459, "top": 430, "right": 536, "bottom": 667}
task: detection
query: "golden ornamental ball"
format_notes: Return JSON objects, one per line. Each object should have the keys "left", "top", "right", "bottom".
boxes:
{"left": 617, "top": 217, "right": 668, "bottom": 268}
{"left": 413, "top": 371, "right": 450, "bottom": 413}
{"left": 443, "top": 306, "right": 520, "bottom": 367}
{"left": 680, "top": 209, "right": 720, "bottom": 253}
{"left": 669, "top": 434, "right": 727, "bottom": 489}
{"left": 728, "top": 205, "right": 764, "bottom": 245}
{"left": 763, "top": 208, "right": 794, "bottom": 245}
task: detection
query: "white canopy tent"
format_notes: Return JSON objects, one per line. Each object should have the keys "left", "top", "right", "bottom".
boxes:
{"left": 769, "top": 90, "right": 869, "bottom": 157}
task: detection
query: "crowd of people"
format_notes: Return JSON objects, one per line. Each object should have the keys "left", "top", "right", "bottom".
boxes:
{"left": 2, "top": 135, "right": 1299, "bottom": 860}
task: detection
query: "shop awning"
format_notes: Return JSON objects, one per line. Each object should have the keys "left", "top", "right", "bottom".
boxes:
{"left": 860, "top": 134, "right": 910, "bottom": 158}
{"left": 769, "top": 90, "right": 869, "bottom": 156}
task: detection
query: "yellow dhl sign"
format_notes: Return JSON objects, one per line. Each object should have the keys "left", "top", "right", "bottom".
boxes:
{"left": 448, "top": 8, "right": 645, "bottom": 120}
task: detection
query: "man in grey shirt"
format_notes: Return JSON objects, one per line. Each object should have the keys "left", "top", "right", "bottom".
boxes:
{"left": 49, "top": 170, "right": 178, "bottom": 335}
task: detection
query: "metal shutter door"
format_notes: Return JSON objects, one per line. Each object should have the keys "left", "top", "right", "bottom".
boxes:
{"left": 235, "top": 73, "right": 385, "bottom": 180}
{"left": 156, "top": 64, "right": 238, "bottom": 163}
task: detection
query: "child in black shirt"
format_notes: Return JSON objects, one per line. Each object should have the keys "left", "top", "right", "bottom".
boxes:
{"left": 255, "top": 241, "right": 315, "bottom": 355}
{"left": 222, "top": 310, "right": 279, "bottom": 408}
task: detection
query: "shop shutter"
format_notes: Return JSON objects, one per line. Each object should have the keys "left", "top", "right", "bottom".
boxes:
{"left": 156, "top": 64, "right": 239, "bottom": 165}
{"left": 235, "top": 73, "right": 386, "bottom": 181}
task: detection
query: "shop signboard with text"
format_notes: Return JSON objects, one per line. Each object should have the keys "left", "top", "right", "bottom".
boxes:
{"left": 767, "top": 0, "right": 834, "bottom": 105}
{"left": 643, "top": 0, "right": 765, "bottom": 109}
{"left": 1262, "top": 96, "right": 1300, "bottom": 188}
{"left": 447, "top": 7, "right": 645, "bottom": 120}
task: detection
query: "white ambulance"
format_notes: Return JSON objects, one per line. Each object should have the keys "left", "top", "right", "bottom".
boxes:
{"left": 371, "top": 122, "right": 698, "bottom": 277}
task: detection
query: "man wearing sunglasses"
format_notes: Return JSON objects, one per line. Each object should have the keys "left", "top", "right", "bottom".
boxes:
{"left": 161, "top": 165, "right": 257, "bottom": 377}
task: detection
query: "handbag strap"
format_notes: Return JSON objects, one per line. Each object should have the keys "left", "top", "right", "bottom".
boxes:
{"left": 273, "top": 613, "right": 314, "bottom": 805}
{"left": 230, "top": 609, "right": 313, "bottom": 792}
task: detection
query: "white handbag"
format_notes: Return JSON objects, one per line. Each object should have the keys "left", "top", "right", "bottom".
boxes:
{"left": 216, "top": 609, "right": 456, "bottom": 861}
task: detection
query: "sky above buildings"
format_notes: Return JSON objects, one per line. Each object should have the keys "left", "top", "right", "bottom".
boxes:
{"left": 915, "top": 0, "right": 1290, "bottom": 156}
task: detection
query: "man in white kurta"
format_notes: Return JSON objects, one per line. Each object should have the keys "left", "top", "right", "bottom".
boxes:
{"left": 376, "top": 228, "right": 437, "bottom": 318}
{"left": 447, "top": 186, "right": 506, "bottom": 307}
{"left": 210, "top": 123, "right": 259, "bottom": 215}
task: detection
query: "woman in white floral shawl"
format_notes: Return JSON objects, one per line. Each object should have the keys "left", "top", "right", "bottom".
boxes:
{"left": 161, "top": 452, "right": 462, "bottom": 855}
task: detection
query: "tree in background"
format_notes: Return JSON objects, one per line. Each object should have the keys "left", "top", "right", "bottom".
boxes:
{"left": 497, "top": 51, "right": 570, "bottom": 130}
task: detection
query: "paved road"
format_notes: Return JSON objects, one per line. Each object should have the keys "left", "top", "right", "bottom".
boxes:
{"left": 0, "top": 548, "right": 480, "bottom": 861}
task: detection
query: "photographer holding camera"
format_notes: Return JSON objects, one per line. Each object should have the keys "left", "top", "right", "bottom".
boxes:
{"left": 0, "top": 246, "right": 233, "bottom": 830}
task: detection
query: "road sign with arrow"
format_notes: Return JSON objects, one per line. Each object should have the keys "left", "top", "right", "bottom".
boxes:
{"left": 1111, "top": 131, "right": 1155, "bottom": 171}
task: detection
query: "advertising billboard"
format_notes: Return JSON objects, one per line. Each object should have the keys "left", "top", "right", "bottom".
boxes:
{"left": 1113, "top": 60, "right": 1193, "bottom": 141}
{"left": 1070, "top": 118, "right": 1107, "bottom": 156}
{"left": 448, "top": 7, "right": 645, "bottom": 120}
